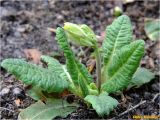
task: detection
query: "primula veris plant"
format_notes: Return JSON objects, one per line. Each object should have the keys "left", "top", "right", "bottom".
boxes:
{"left": 1, "top": 15, "right": 155, "bottom": 119}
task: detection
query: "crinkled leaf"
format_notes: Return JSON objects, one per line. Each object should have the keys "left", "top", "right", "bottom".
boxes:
{"left": 102, "top": 40, "right": 145, "bottom": 93}
{"left": 78, "top": 74, "right": 89, "bottom": 97}
{"left": 1, "top": 59, "right": 68, "bottom": 93}
{"left": 18, "top": 98, "right": 78, "bottom": 120}
{"left": 56, "top": 27, "right": 93, "bottom": 86}
{"left": 41, "top": 55, "right": 63, "bottom": 71}
{"left": 145, "top": 18, "right": 160, "bottom": 41}
{"left": 102, "top": 15, "right": 132, "bottom": 66}
{"left": 41, "top": 55, "right": 68, "bottom": 82}
{"left": 84, "top": 92, "right": 118, "bottom": 116}
{"left": 128, "top": 67, "right": 155, "bottom": 88}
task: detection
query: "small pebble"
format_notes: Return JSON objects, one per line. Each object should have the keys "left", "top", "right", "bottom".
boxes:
{"left": 56, "top": 14, "right": 64, "bottom": 20}
{"left": 130, "top": 93, "right": 139, "bottom": 98}
{"left": 0, "top": 7, "right": 16, "bottom": 18}
{"left": 12, "top": 87, "right": 26, "bottom": 99}
{"left": 144, "top": 92, "right": 152, "bottom": 100}
{"left": 151, "top": 83, "right": 160, "bottom": 92}
{"left": 0, "top": 87, "right": 10, "bottom": 96}
{"left": 17, "top": 27, "right": 26, "bottom": 33}
{"left": 14, "top": 31, "right": 21, "bottom": 37}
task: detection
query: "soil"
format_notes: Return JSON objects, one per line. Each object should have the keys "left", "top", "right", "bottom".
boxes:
{"left": 0, "top": 0, "right": 159, "bottom": 120}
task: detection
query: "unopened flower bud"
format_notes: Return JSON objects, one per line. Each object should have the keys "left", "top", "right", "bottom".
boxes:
{"left": 63, "top": 22, "right": 97, "bottom": 47}
{"left": 113, "top": 6, "right": 122, "bottom": 17}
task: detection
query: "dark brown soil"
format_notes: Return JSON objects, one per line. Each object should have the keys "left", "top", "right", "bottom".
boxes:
{"left": 0, "top": 0, "right": 159, "bottom": 120}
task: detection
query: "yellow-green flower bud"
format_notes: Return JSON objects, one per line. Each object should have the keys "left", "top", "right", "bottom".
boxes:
{"left": 113, "top": 6, "right": 122, "bottom": 17}
{"left": 63, "top": 22, "right": 97, "bottom": 47}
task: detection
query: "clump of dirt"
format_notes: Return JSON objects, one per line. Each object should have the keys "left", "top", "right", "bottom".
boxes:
{"left": 0, "top": 0, "right": 159, "bottom": 120}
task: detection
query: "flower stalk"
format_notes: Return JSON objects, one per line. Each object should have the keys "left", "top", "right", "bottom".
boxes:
{"left": 94, "top": 44, "right": 101, "bottom": 93}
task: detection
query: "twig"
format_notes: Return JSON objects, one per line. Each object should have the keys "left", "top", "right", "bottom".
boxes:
{"left": 47, "top": 28, "right": 56, "bottom": 32}
{"left": 152, "top": 93, "right": 160, "bottom": 102}
{"left": 118, "top": 100, "right": 146, "bottom": 117}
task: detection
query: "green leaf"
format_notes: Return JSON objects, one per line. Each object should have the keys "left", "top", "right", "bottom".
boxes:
{"left": 41, "top": 55, "right": 63, "bottom": 71}
{"left": 41, "top": 55, "right": 69, "bottom": 82}
{"left": 1, "top": 59, "right": 68, "bottom": 93}
{"left": 145, "top": 18, "right": 160, "bottom": 41}
{"left": 84, "top": 92, "right": 118, "bottom": 116}
{"left": 128, "top": 67, "right": 155, "bottom": 88}
{"left": 18, "top": 98, "right": 78, "bottom": 120}
{"left": 102, "top": 40, "right": 145, "bottom": 93}
{"left": 102, "top": 15, "right": 132, "bottom": 66}
{"left": 78, "top": 74, "right": 89, "bottom": 97}
{"left": 26, "top": 86, "right": 45, "bottom": 101}
{"left": 56, "top": 27, "right": 93, "bottom": 86}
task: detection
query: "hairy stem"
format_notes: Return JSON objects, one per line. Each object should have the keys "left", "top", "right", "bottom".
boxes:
{"left": 95, "top": 44, "right": 101, "bottom": 92}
